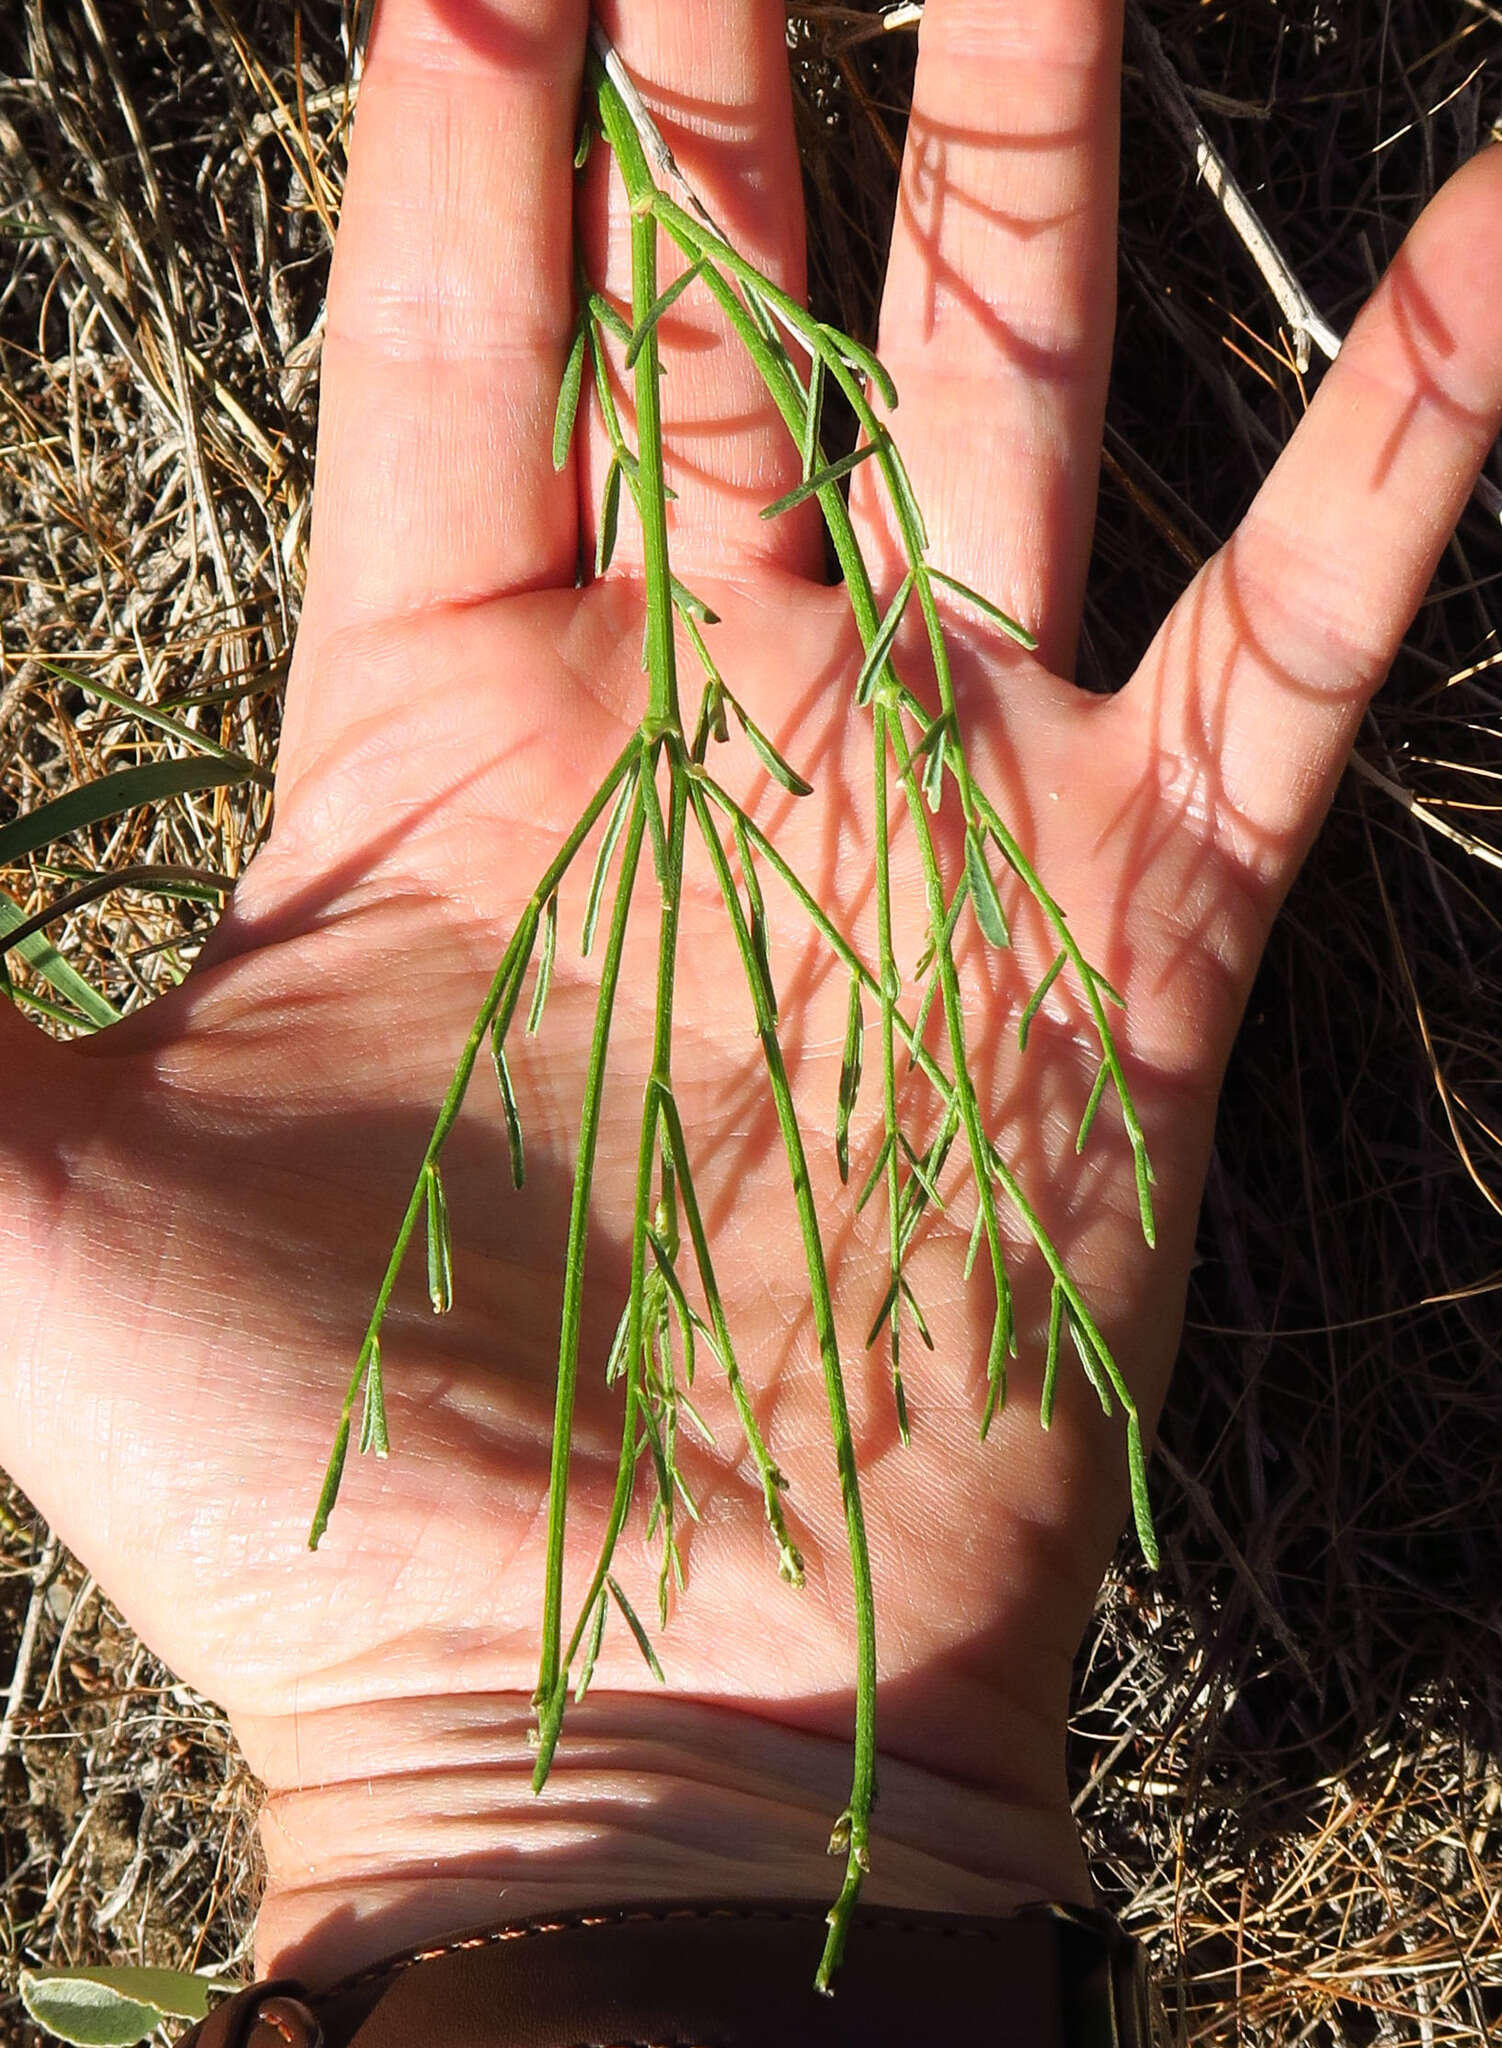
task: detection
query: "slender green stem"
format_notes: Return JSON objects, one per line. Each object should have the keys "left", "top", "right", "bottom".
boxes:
{"left": 695, "top": 768, "right": 1156, "bottom": 1559}
{"left": 309, "top": 736, "right": 645, "bottom": 1547}
{"left": 594, "top": 67, "right": 680, "bottom": 732}
{"left": 655, "top": 1082, "right": 803, "bottom": 1583}
{"left": 688, "top": 779, "right": 876, "bottom": 1992}
{"left": 871, "top": 699, "right": 908, "bottom": 1439}
{"left": 531, "top": 794, "right": 649, "bottom": 1760}
{"left": 536, "top": 749, "right": 692, "bottom": 1777}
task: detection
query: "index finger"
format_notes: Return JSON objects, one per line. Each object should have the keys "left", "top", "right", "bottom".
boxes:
{"left": 290, "top": 0, "right": 586, "bottom": 685}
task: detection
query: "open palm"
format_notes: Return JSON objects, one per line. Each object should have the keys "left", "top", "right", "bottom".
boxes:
{"left": 3, "top": 0, "right": 1500, "bottom": 1984}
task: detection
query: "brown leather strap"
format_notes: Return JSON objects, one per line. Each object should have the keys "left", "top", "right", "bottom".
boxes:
{"left": 174, "top": 1899, "right": 1156, "bottom": 2047}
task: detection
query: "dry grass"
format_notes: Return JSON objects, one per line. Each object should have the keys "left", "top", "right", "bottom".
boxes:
{"left": 3, "top": 1, "right": 1502, "bottom": 2042}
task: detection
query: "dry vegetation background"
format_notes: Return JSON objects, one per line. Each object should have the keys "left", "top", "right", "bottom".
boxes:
{"left": 2, "top": 0, "right": 1502, "bottom": 2041}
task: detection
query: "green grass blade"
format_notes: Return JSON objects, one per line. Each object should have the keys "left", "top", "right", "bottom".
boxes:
{"left": 0, "top": 758, "right": 252, "bottom": 872}
{"left": 0, "top": 894, "right": 119, "bottom": 1028}
{"left": 35, "top": 661, "right": 273, "bottom": 788}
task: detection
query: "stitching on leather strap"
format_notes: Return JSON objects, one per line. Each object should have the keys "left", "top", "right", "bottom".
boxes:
{"left": 330, "top": 1900, "right": 1023, "bottom": 1999}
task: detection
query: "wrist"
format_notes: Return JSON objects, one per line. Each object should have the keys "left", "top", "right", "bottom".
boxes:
{"left": 241, "top": 1690, "right": 1090, "bottom": 1987}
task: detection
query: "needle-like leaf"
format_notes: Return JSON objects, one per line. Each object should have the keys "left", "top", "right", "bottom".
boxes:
{"left": 425, "top": 1161, "right": 454, "bottom": 1313}
{"left": 835, "top": 974, "right": 864, "bottom": 1183}
{"left": 760, "top": 436, "right": 883, "bottom": 521}
{"left": 1018, "top": 950, "right": 1067, "bottom": 1052}
{"left": 552, "top": 317, "right": 589, "bottom": 471}
{"left": 624, "top": 255, "right": 706, "bottom": 367}
{"left": 965, "top": 828, "right": 1010, "bottom": 949}
{"left": 607, "top": 1574, "right": 666, "bottom": 1683}
{"left": 527, "top": 894, "right": 558, "bottom": 1037}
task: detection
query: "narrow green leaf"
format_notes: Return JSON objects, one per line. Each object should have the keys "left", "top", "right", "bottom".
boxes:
{"left": 1075, "top": 1061, "right": 1110, "bottom": 1153}
{"left": 670, "top": 576, "right": 720, "bottom": 625}
{"left": 589, "top": 290, "right": 632, "bottom": 345}
{"left": 1018, "top": 951, "right": 1068, "bottom": 1052}
{"left": 647, "top": 1230, "right": 696, "bottom": 1390}
{"left": 962, "top": 1199, "right": 987, "bottom": 1284}
{"left": 854, "top": 569, "right": 913, "bottom": 708}
{"left": 760, "top": 436, "right": 883, "bottom": 521}
{"left": 889, "top": 442, "right": 929, "bottom": 552}
{"left": 607, "top": 1574, "right": 665, "bottom": 1682}
{"left": 1092, "top": 970, "right": 1128, "bottom": 1009}
{"left": 581, "top": 767, "right": 639, "bottom": 956}
{"left": 800, "top": 350, "right": 824, "bottom": 484}
{"left": 928, "top": 567, "right": 1038, "bottom": 651}
{"left": 307, "top": 1411, "right": 351, "bottom": 1550}
{"left": 1041, "top": 1284, "right": 1064, "bottom": 1430}
{"left": 819, "top": 323, "right": 898, "bottom": 411}
{"left": 552, "top": 319, "right": 589, "bottom": 471}
{"left": 979, "top": 1307, "right": 1009, "bottom": 1438}
{"left": 892, "top": 1352, "right": 911, "bottom": 1445}
{"left": 835, "top": 975, "right": 863, "bottom": 1183}
{"left": 865, "top": 1271, "right": 900, "bottom": 1351}
{"left": 36, "top": 659, "right": 272, "bottom": 787}
{"left": 897, "top": 1130, "right": 944, "bottom": 1210}
{"left": 965, "top": 829, "right": 1010, "bottom": 949}
{"left": 1134, "top": 1144, "right": 1157, "bottom": 1251}
{"left": 624, "top": 255, "right": 706, "bottom": 367}
{"left": 912, "top": 712, "right": 951, "bottom": 813}
{"left": 732, "top": 814, "right": 777, "bottom": 1021}
{"left": 855, "top": 1129, "right": 895, "bottom": 1214}
{"left": 1068, "top": 1309, "right": 1114, "bottom": 1418}
{"left": 0, "top": 757, "right": 251, "bottom": 872}
{"left": 604, "top": 1299, "right": 632, "bottom": 1387}
{"left": 640, "top": 757, "right": 671, "bottom": 889}
{"left": 574, "top": 1588, "right": 607, "bottom": 1702}
{"left": 1127, "top": 1412, "right": 1159, "bottom": 1568}
{"left": 899, "top": 1277, "right": 935, "bottom": 1351}
{"left": 0, "top": 894, "right": 118, "bottom": 1028}
{"left": 425, "top": 1161, "right": 454, "bottom": 1311}
{"left": 595, "top": 456, "right": 623, "bottom": 576}
{"left": 359, "top": 1336, "right": 390, "bottom": 1458}
{"left": 490, "top": 1035, "right": 526, "bottom": 1189}
{"left": 573, "top": 114, "right": 594, "bottom": 168}
{"left": 527, "top": 894, "right": 558, "bottom": 1037}
{"left": 729, "top": 698, "right": 812, "bottom": 798}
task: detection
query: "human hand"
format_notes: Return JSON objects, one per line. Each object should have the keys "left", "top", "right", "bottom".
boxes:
{"left": 2, "top": 0, "right": 1500, "bottom": 1990}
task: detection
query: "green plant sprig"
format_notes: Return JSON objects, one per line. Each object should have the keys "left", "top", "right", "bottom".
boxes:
{"left": 309, "top": 44, "right": 1158, "bottom": 1992}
